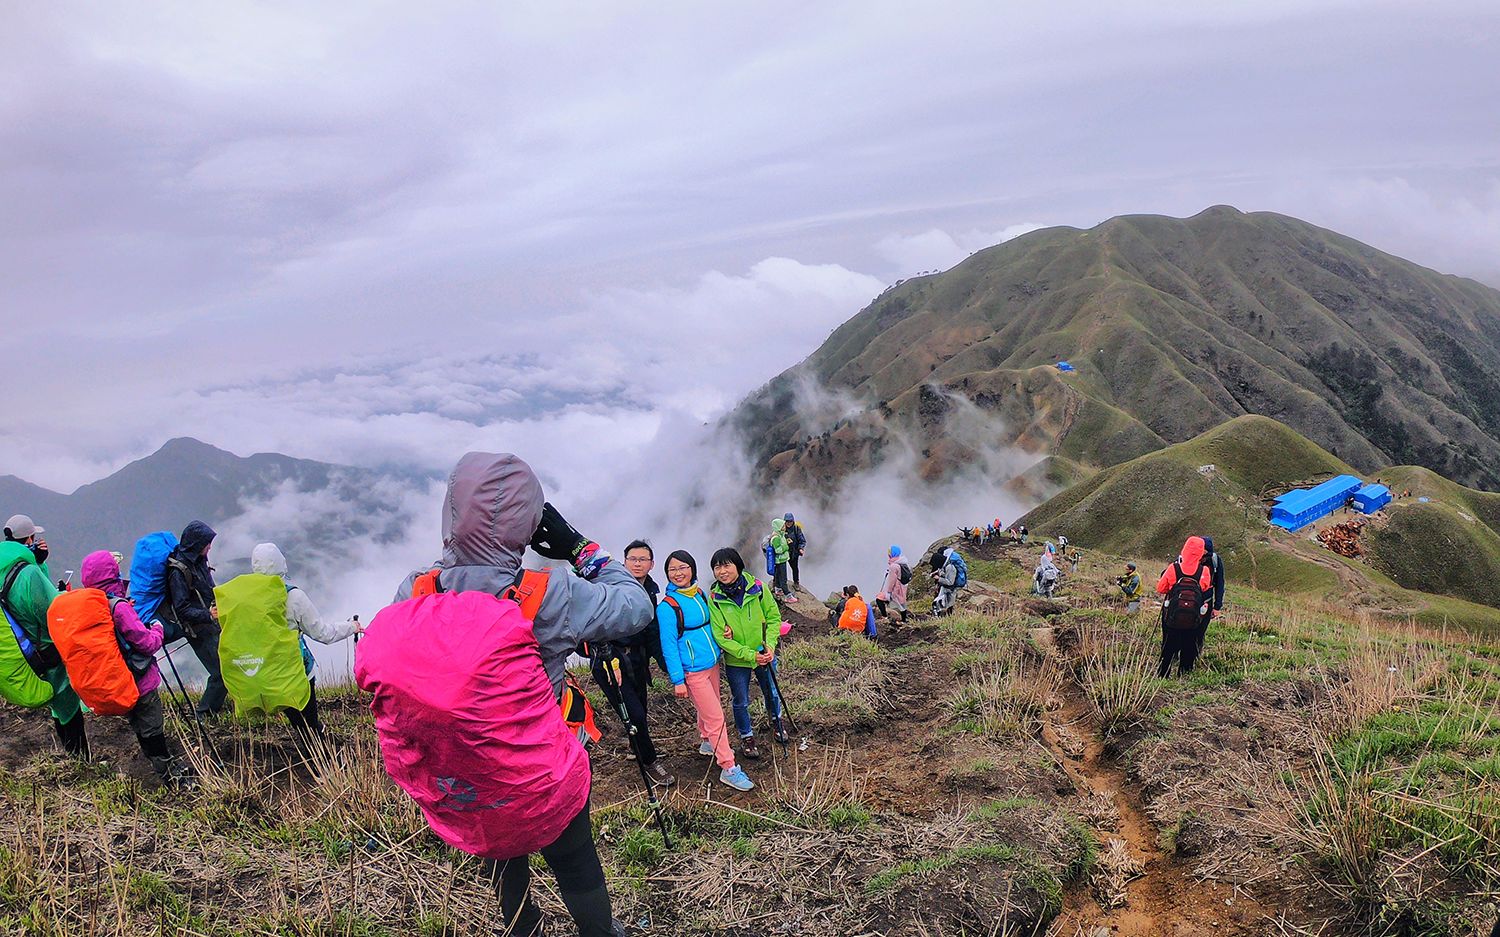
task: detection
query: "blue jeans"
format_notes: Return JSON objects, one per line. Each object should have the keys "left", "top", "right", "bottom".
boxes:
{"left": 726, "top": 662, "right": 781, "bottom": 738}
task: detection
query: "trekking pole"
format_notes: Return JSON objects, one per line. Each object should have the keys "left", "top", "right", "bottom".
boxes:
{"left": 160, "top": 640, "right": 224, "bottom": 767}
{"left": 763, "top": 661, "right": 797, "bottom": 739}
{"left": 759, "top": 623, "right": 797, "bottom": 750}
{"left": 595, "top": 647, "right": 672, "bottom": 848}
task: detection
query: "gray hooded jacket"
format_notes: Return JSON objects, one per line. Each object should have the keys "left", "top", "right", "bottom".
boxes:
{"left": 394, "top": 452, "right": 653, "bottom": 694}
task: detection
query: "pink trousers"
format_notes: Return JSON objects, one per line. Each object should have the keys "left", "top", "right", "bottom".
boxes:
{"left": 684, "top": 664, "right": 736, "bottom": 771}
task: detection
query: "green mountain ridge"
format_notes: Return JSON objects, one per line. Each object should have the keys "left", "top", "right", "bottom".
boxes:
{"left": 732, "top": 205, "right": 1500, "bottom": 495}
{"left": 1015, "top": 415, "right": 1500, "bottom": 632}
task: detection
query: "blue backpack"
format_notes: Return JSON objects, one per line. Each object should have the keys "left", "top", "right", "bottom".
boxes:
{"left": 129, "top": 531, "right": 179, "bottom": 628}
{"left": 950, "top": 552, "right": 969, "bottom": 588}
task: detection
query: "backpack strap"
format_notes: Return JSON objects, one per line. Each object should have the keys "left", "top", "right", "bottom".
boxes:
{"left": 0, "top": 562, "right": 23, "bottom": 617}
{"left": 559, "top": 673, "right": 602, "bottom": 746}
{"left": 410, "top": 568, "right": 443, "bottom": 598}
{"left": 665, "top": 593, "right": 716, "bottom": 639}
{"left": 502, "top": 569, "right": 551, "bottom": 621}
{"left": 661, "top": 595, "right": 686, "bottom": 637}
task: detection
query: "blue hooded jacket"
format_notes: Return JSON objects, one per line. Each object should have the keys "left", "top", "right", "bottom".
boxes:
{"left": 656, "top": 582, "right": 718, "bottom": 685}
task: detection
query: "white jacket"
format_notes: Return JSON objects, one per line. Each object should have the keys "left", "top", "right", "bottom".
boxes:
{"left": 251, "top": 543, "right": 360, "bottom": 645}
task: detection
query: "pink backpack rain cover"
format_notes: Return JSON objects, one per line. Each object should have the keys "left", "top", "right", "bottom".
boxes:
{"left": 354, "top": 590, "right": 589, "bottom": 860}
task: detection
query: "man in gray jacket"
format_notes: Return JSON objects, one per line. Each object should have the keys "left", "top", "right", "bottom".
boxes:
{"left": 393, "top": 452, "right": 652, "bottom": 937}
{"left": 394, "top": 452, "right": 654, "bottom": 697}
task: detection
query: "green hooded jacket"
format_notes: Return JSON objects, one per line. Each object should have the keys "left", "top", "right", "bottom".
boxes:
{"left": 708, "top": 573, "right": 782, "bottom": 668}
{"left": 0, "top": 542, "right": 60, "bottom": 709}
{"left": 770, "top": 519, "right": 790, "bottom": 564}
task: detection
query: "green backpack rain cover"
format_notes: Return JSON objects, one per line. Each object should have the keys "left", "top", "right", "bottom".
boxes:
{"left": 0, "top": 544, "right": 56, "bottom": 709}
{"left": 214, "top": 573, "right": 310, "bottom": 716}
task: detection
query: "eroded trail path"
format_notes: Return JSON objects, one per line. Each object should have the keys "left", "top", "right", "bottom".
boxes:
{"left": 1031, "top": 627, "right": 1270, "bottom": 936}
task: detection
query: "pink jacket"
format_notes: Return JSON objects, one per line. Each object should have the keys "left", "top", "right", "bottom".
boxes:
{"left": 80, "top": 551, "right": 163, "bottom": 695}
{"left": 878, "top": 556, "right": 909, "bottom": 605}
{"left": 356, "top": 590, "right": 589, "bottom": 860}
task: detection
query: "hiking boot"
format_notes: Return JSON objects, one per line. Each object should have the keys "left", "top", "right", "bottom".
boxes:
{"left": 697, "top": 740, "right": 715, "bottom": 756}
{"left": 643, "top": 761, "right": 675, "bottom": 788}
{"left": 773, "top": 719, "right": 790, "bottom": 744}
{"left": 719, "top": 766, "right": 755, "bottom": 792}
{"left": 741, "top": 736, "right": 760, "bottom": 760}
{"left": 149, "top": 756, "right": 197, "bottom": 790}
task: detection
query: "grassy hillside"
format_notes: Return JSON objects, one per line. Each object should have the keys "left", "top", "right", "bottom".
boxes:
{"left": 733, "top": 205, "right": 1500, "bottom": 496}
{"left": 5, "top": 550, "right": 1495, "bottom": 935}
{"left": 1016, "top": 415, "right": 1500, "bottom": 634}
{"left": 1017, "top": 415, "right": 1350, "bottom": 561}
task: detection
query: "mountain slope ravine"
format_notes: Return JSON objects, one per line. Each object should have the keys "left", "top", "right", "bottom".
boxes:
{"left": 1032, "top": 625, "right": 1270, "bottom": 936}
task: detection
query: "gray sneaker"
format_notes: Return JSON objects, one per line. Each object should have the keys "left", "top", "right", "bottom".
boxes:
{"left": 643, "top": 761, "right": 675, "bottom": 787}
{"left": 697, "top": 740, "right": 715, "bottom": 756}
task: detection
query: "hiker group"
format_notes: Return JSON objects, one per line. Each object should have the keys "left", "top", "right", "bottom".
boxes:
{"left": 0, "top": 513, "right": 359, "bottom": 786}
{"left": 351, "top": 457, "right": 977, "bottom": 935}
{"left": 7, "top": 452, "right": 1233, "bottom": 937}
{"left": 763, "top": 513, "right": 806, "bottom": 602}
{"left": 352, "top": 453, "right": 838, "bottom": 935}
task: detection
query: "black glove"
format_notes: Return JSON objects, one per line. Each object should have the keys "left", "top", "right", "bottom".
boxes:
{"left": 32, "top": 543, "right": 48, "bottom": 566}
{"left": 530, "top": 502, "right": 587, "bottom": 561}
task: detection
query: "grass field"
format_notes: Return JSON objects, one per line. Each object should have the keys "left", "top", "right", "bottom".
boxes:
{"left": 0, "top": 537, "right": 1493, "bottom": 935}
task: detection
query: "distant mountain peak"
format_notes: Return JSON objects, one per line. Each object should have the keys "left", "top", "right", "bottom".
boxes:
{"left": 154, "top": 436, "right": 233, "bottom": 459}
{"left": 731, "top": 206, "right": 1500, "bottom": 497}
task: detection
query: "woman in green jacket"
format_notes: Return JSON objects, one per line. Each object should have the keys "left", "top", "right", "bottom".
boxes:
{"left": 708, "top": 548, "right": 786, "bottom": 760}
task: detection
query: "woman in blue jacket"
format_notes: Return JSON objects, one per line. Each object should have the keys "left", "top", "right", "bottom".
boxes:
{"left": 656, "top": 550, "right": 753, "bottom": 792}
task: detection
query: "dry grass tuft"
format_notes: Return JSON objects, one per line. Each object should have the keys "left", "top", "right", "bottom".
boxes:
{"left": 944, "top": 647, "right": 1063, "bottom": 740}
{"left": 1075, "top": 616, "right": 1159, "bottom": 736}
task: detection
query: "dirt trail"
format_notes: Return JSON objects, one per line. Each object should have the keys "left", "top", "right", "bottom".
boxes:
{"left": 1031, "top": 627, "right": 1270, "bottom": 936}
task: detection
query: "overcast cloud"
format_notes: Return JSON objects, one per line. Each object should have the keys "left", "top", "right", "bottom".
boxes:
{"left": 4, "top": 0, "right": 1498, "bottom": 508}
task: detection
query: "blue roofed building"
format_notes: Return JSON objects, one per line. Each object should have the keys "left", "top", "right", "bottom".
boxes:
{"left": 1270, "top": 475, "right": 1363, "bottom": 531}
{"left": 1353, "top": 484, "right": 1392, "bottom": 514}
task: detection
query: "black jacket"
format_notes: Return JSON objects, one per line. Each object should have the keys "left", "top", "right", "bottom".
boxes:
{"left": 166, "top": 521, "right": 218, "bottom": 638}
{"left": 1200, "top": 536, "right": 1226, "bottom": 611}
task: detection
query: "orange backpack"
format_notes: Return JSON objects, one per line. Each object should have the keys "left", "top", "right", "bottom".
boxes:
{"left": 409, "top": 567, "right": 599, "bottom": 744}
{"left": 48, "top": 589, "right": 140, "bottom": 716}
{"left": 838, "top": 595, "right": 869, "bottom": 632}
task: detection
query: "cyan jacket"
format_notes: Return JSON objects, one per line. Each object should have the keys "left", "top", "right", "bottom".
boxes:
{"left": 656, "top": 583, "right": 719, "bottom": 685}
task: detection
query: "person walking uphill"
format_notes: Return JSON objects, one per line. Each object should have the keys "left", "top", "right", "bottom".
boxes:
{"left": 359, "top": 452, "right": 653, "bottom": 937}
{"left": 74, "top": 551, "right": 191, "bottom": 784}
{"left": 0, "top": 523, "right": 83, "bottom": 754}
{"left": 1156, "top": 536, "right": 1214, "bottom": 678}
{"left": 163, "top": 521, "right": 228, "bottom": 717}
{"left": 589, "top": 539, "right": 673, "bottom": 788}
{"left": 769, "top": 518, "right": 795, "bottom": 602}
{"left": 656, "top": 550, "right": 753, "bottom": 792}
{"left": 708, "top": 547, "right": 786, "bottom": 760}
{"left": 783, "top": 513, "right": 807, "bottom": 588}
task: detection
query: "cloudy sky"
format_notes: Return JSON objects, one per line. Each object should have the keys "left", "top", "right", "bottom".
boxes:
{"left": 3, "top": 0, "right": 1498, "bottom": 494}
